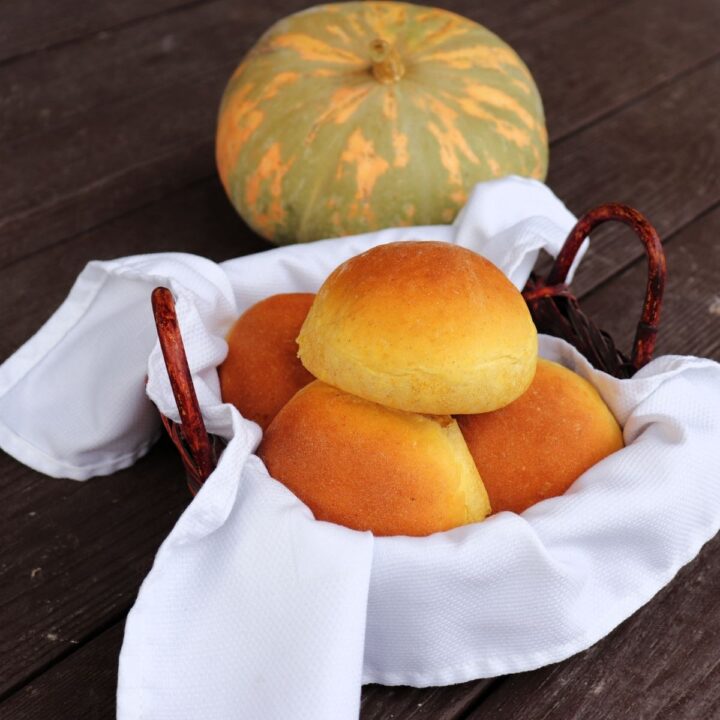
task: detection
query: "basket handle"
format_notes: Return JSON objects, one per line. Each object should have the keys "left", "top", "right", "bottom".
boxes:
{"left": 151, "top": 287, "right": 214, "bottom": 490}
{"left": 545, "top": 203, "right": 666, "bottom": 370}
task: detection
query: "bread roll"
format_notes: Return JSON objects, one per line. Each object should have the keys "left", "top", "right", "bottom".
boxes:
{"left": 258, "top": 381, "right": 491, "bottom": 536}
{"left": 219, "top": 293, "right": 314, "bottom": 429}
{"left": 457, "top": 359, "right": 624, "bottom": 514}
{"left": 297, "top": 241, "right": 537, "bottom": 414}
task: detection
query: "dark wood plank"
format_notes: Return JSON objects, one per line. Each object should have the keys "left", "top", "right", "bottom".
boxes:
{"left": 0, "top": 438, "right": 188, "bottom": 699}
{"left": 3, "top": 0, "right": 718, "bottom": 270}
{"left": 527, "top": 0, "right": 720, "bottom": 141}
{"left": 0, "top": 629, "right": 494, "bottom": 720}
{"left": 551, "top": 56, "right": 720, "bottom": 298}
{"left": 1, "top": 1, "right": 233, "bottom": 145}
{"left": 581, "top": 203, "right": 720, "bottom": 361}
{"left": 9, "top": 536, "right": 718, "bottom": 720}
{"left": 0, "top": 623, "right": 124, "bottom": 719}
{"left": 0, "top": 178, "right": 270, "bottom": 362}
{"left": 361, "top": 681, "right": 496, "bottom": 720}
{"left": 0, "top": 0, "right": 312, "bottom": 268}
{"left": 0, "top": 0, "right": 206, "bottom": 64}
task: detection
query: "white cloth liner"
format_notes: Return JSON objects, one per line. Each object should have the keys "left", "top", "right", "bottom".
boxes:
{"left": 1, "top": 176, "right": 719, "bottom": 720}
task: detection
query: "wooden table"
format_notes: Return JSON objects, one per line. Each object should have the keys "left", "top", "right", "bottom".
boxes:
{"left": 1, "top": 1, "right": 719, "bottom": 717}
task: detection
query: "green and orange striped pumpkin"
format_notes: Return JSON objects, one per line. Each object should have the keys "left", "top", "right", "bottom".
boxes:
{"left": 216, "top": 1, "right": 548, "bottom": 245}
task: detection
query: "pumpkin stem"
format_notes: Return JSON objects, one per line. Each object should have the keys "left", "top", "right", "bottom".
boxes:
{"left": 370, "top": 38, "right": 405, "bottom": 84}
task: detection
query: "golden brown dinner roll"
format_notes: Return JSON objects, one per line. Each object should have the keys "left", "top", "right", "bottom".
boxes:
{"left": 297, "top": 241, "right": 537, "bottom": 415}
{"left": 258, "top": 380, "right": 491, "bottom": 536}
{"left": 219, "top": 293, "right": 315, "bottom": 430}
{"left": 457, "top": 359, "right": 624, "bottom": 514}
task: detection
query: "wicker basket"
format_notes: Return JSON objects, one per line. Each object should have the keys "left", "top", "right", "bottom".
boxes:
{"left": 151, "top": 203, "right": 666, "bottom": 496}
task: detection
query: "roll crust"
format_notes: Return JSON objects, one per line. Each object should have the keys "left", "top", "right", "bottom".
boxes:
{"left": 259, "top": 380, "right": 491, "bottom": 536}
{"left": 457, "top": 359, "right": 624, "bottom": 514}
{"left": 219, "top": 293, "right": 315, "bottom": 429}
{"left": 297, "top": 241, "right": 537, "bottom": 415}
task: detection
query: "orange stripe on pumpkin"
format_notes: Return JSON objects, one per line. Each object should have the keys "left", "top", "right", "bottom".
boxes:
{"left": 245, "top": 143, "right": 294, "bottom": 238}
{"left": 421, "top": 45, "right": 529, "bottom": 76}
{"left": 455, "top": 96, "right": 533, "bottom": 148}
{"left": 486, "top": 154, "right": 501, "bottom": 176}
{"left": 311, "top": 68, "right": 342, "bottom": 78}
{"left": 306, "top": 85, "right": 372, "bottom": 143}
{"left": 264, "top": 71, "right": 302, "bottom": 98}
{"left": 382, "top": 91, "right": 398, "bottom": 120}
{"left": 392, "top": 130, "right": 409, "bottom": 168}
{"left": 415, "top": 8, "right": 459, "bottom": 23}
{"left": 508, "top": 76, "right": 533, "bottom": 95}
{"left": 343, "top": 11, "right": 366, "bottom": 40}
{"left": 529, "top": 143, "right": 545, "bottom": 179}
{"left": 382, "top": 91, "right": 408, "bottom": 167}
{"left": 326, "top": 24, "right": 352, "bottom": 44}
{"left": 406, "top": 16, "right": 471, "bottom": 55}
{"left": 216, "top": 84, "right": 256, "bottom": 190}
{"left": 362, "top": 2, "right": 407, "bottom": 44}
{"left": 270, "top": 33, "right": 364, "bottom": 65}
{"left": 337, "top": 128, "right": 389, "bottom": 214}
{"left": 463, "top": 83, "right": 539, "bottom": 130}
{"left": 420, "top": 94, "right": 479, "bottom": 185}
{"left": 217, "top": 72, "right": 301, "bottom": 189}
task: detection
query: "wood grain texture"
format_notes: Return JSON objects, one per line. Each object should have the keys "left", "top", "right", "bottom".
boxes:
{"left": 0, "top": 0, "right": 309, "bottom": 268}
{"left": 552, "top": 57, "right": 720, "bottom": 298}
{"left": 0, "top": 439, "right": 188, "bottom": 698}
{"left": 528, "top": 0, "right": 720, "bottom": 141}
{"left": 0, "top": 0, "right": 205, "bottom": 63}
{"left": 361, "top": 681, "right": 497, "bottom": 720}
{"left": 0, "top": 179, "right": 270, "bottom": 362}
{"left": 0, "top": 641, "right": 495, "bottom": 720}
{"left": 0, "top": 177, "right": 265, "bottom": 698}
{"left": 0, "top": 623, "right": 124, "bottom": 718}
{"left": 2, "top": 0, "right": 718, "bottom": 269}
{"left": 581, "top": 203, "right": 720, "bottom": 361}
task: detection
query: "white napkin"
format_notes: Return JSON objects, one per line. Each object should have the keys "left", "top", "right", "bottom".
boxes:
{"left": 2, "top": 177, "right": 719, "bottom": 720}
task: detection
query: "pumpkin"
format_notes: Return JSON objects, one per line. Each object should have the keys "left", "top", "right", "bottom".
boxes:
{"left": 216, "top": 1, "right": 548, "bottom": 244}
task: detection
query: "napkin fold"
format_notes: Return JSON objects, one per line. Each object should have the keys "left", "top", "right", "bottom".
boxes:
{"left": 2, "top": 177, "right": 719, "bottom": 720}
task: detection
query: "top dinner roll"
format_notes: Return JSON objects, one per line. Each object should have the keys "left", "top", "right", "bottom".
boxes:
{"left": 297, "top": 241, "right": 538, "bottom": 414}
